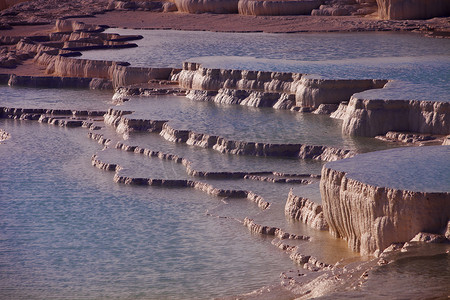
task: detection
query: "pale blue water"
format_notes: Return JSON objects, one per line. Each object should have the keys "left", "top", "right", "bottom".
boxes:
{"left": 81, "top": 30, "right": 450, "bottom": 101}
{"left": 116, "top": 95, "right": 391, "bottom": 152}
{"left": 0, "top": 87, "right": 362, "bottom": 299}
{"left": 0, "top": 119, "right": 302, "bottom": 299}
{"left": 0, "top": 86, "right": 113, "bottom": 110}
{"left": 1, "top": 28, "right": 449, "bottom": 299}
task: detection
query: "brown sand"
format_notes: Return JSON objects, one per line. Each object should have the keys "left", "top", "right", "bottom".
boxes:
{"left": 73, "top": 11, "right": 449, "bottom": 34}
{"left": 0, "top": 9, "right": 448, "bottom": 78}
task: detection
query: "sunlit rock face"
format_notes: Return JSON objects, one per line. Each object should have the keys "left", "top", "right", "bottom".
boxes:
{"left": 173, "top": 0, "right": 239, "bottom": 13}
{"left": 339, "top": 96, "right": 450, "bottom": 137}
{"left": 238, "top": 0, "right": 322, "bottom": 15}
{"left": 376, "top": 0, "right": 450, "bottom": 20}
{"left": 176, "top": 62, "right": 387, "bottom": 109}
{"left": 320, "top": 146, "right": 450, "bottom": 256}
{"left": 285, "top": 190, "right": 329, "bottom": 231}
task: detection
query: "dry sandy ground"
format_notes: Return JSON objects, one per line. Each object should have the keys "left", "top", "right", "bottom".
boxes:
{"left": 75, "top": 11, "right": 449, "bottom": 34}
{"left": 0, "top": 8, "right": 448, "bottom": 76}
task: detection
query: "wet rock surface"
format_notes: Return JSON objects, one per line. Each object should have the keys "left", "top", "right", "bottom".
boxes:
{"left": 321, "top": 146, "right": 450, "bottom": 256}
{"left": 103, "top": 107, "right": 356, "bottom": 161}
{"left": 176, "top": 62, "right": 387, "bottom": 109}
{"left": 285, "top": 189, "right": 329, "bottom": 231}
{"left": 1, "top": 7, "right": 449, "bottom": 299}
{"left": 339, "top": 95, "right": 450, "bottom": 137}
{"left": 377, "top": 0, "right": 450, "bottom": 20}
{"left": 238, "top": 0, "right": 322, "bottom": 16}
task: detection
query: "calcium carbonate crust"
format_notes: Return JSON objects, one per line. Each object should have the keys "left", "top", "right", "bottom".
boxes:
{"left": 320, "top": 166, "right": 450, "bottom": 256}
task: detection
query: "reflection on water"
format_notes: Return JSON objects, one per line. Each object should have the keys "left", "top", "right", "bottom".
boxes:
{"left": 81, "top": 30, "right": 450, "bottom": 100}
{"left": 0, "top": 120, "right": 300, "bottom": 299}
{"left": 319, "top": 244, "right": 450, "bottom": 299}
{"left": 326, "top": 146, "right": 450, "bottom": 192}
{"left": 117, "top": 95, "right": 392, "bottom": 152}
{"left": 0, "top": 86, "right": 113, "bottom": 110}
{"left": 1, "top": 28, "right": 449, "bottom": 299}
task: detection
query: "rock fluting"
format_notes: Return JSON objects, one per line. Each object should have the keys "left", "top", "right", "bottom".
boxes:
{"left": 175, "top": 62, "right": 387, "bottom": 109}
{"left": 238, "top": 0, "right": 322, "bottom": 16}
{"left": 271, "top": 239, "right": 333, "bottom": 271}
{"left": 90, "top": 130, "right": 320, "bottom": 191}
{"left": 320, "top": 146, "right": 450, "bottom": 256}
{"left": 6, "top": 19, "right": 176, "bottom": 89}
{"left": 376, "top": 0, "right": 450, "bottom": 20}
{"left": 334, "top": 95, "right": 450, "bottom": 137}
{"left": 285, "top": 189, "right": 329, "bottom": 231}
{"left": 5, "top": 73, "right": 112, "bottom": 89}
{"left": 173, "top": 0, "right": 239, "bottom": 13}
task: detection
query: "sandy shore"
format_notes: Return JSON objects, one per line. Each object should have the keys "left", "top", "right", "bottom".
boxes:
{"left": 72, "top": 11, "right": 450, "bottom": 34}
{"left": 1, "top": 8, "right": 447, "bottom": 78}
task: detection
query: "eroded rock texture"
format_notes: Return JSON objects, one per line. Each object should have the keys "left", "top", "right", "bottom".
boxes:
{"left": 5, "top": 20, "right": 175, "bottom": 89}
{"left": 320, "top": 165, "right": 450, "bottom": 256}
{"left": 337, "top": 96, "right": 450, "bottom": 137}
{"left": 238, "top": 0, "right": 322, "bottom": 16}
{"left": 103, "top": 107, "right": 355, "bottom": 161}
{"left": 377, "top": 0, "right": 450, "bottom": 20}
{"left": 173, "top": 0, "right": 239, "bottom": 13}
{"left": 285, "top": 190, "right": 329, "bottom": 230}
{"left": 176, "top": 62, "right": 387, "bottom": 109}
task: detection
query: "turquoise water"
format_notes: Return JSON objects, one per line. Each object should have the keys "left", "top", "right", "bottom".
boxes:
{"left": 81, "top": 30, "right": 450, "bottom": 100}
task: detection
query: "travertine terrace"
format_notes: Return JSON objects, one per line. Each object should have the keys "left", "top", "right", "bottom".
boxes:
{"left": 321, "top": 146, "right": 450, "bottom": 256}
{"left": 1, "top": 0, "right": 449, "bottom": 298}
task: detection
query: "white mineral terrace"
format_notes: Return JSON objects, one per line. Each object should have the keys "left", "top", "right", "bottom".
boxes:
{"left": 321, "top": 146, "right": 450, "bottom": 256}
{"left": 1, "top": 15, "right": 449, "bottom": 299}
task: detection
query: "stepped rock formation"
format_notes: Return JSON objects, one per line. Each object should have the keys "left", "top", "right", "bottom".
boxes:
{"left": 91, "top": 153, "right": 271, "bottom": 209}
{"left": 238, "top": 0, "right": 322, "bottom": 16}
{"left": 243, "top": 217, "right": 309, "bottom": 240}
{"left": 11, "top": 21, "right": 175, "bottom": 89}
{"left": 103, "top": 107, "right": 355, "bottom": 161}
{"left": 376, "top": 0, "right": 450, "bottom": 20}
{"left": 312, "top": 0, "right": 378, "bottom": 16}
{"left": 173, "top": 0, "right": 239, "bottom": 13}
{"left": 285, "top": 190, "right": 329, "bottom": 230}
{"left": 176, "top": 62, "right": 387, "bottom": 109}
{"left": 335, "top": 95, "right": 450, "bottom": 137}
{"left": 320, "top": 146, "right": 450, "bottom": 256}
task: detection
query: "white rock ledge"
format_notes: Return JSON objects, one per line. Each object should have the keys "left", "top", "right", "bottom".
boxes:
{"left": 175, "top": 62, "right": 387, "bottom": 109}
{"left": 285, "top": 189, "right": 329, "bottom": 231}
{"left": 238, "top": 0, "right": 322, "bottom": 16}
{"left": 337, "top": 95, "right": 450, "bottom": 137}
{"left": 320, "top": 146, "right": 450, "bottom": 256}
{"left": 173, "top": 0, "right": 239, "bottom": 13}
